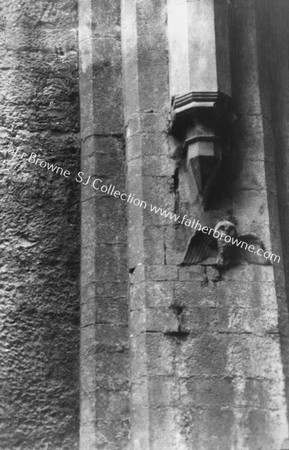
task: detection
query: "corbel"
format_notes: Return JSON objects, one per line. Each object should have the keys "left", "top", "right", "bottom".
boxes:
{"left": 167, "top": 0, "right": 234, "bottom": 209}
{"left": 170, "top": 90, "right": 233, "bottom": 208}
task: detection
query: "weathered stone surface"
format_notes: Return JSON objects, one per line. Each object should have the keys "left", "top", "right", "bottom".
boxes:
{"left": 179, "top": 377, "right": 235, "bottom": 408}
{"left": 0, "top": 1, "right": 80, "bottom": 449}
{"left": 148, "top": 265, "right": 178, "bottom": 281}
{"left": 145, "top": 281, "right": 175, "bottom": 308}
{"left": 178, "top": 265, "right": 207, "bottom": 282}
{"left": 128, "top": 2, "right": 289, "bottom": 448}
{"left": 144, "top": 226, "right": 165, "bottom": 264}
{"left": 130, "top": 283, "right": 147, "bottom": 311}
{"left": 87, "top": 0, "right": 121, "bottom": 38}
{"left": 79, "top": 0, "right": 129, "bottom": 448}
{"left": 230, "top": 1, "right": 262, "bottom": 116}
{"left": 179, "top": 407, "right": 235, "bottom": 450}
{"left": 146, "top": 333, "right": 175, "bottom": 376}
{"left": 122, "top": 0, "right": 288, "bottom": 448}
{"left": 135, "top": 0, "right": 169, "bottom": 113}
{"left": 79, "top": 37, "right": 123, "bottom": 137}
{"left": 174, "top": 278, "right": 277, "bottom": 310}
{"left": 143, "top": 155, "right": 175, "bottom": 177}
{"left": 146, "top": 307, "right": 179, "bottom": 333}
{"left": 5, "top": 0, "right": 289, "bottom": 449}
{"left": 81, "top": 297, "right": 128, "bottom": 327}
{"left": 255, "top": 0, "right": 289, "bottom": 423}
{"left": 143, "top": 177, "right": 176, "bottom": 226}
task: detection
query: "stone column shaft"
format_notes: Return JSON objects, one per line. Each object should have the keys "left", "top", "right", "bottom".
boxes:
{"left": 167, "top": 0, "right": 231, "bottom": 96}
{"left": 78, "top": 0, "right": 129, "bottom": 448}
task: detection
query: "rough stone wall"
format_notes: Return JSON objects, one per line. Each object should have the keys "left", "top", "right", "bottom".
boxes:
{"left": 0, "top": 1, "right": 80, "bottom": 448}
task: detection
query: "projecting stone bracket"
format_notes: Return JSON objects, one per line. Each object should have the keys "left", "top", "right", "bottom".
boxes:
{"left": 169, "top": 91, "right": 234, "bottom": 209}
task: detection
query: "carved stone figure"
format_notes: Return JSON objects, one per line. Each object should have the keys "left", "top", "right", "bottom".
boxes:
{"left": 181, "top": 220, "right": 271, "bottom": 268}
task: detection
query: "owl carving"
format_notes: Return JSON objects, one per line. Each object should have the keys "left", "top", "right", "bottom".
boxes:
{"left": 181, "top": 220, "right": 270, "bottom": 268}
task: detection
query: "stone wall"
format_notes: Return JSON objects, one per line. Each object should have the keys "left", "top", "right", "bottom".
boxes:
{"left": 255, "top": 0, "right": 289, "bottom": 433}
{"left": 78, "top": 0, "right": 130, "bottom": 448}
{"left": 1, "top": 0, "right": 289, "bottom": 449}
{"left": 0, "top": 1, "right": 80, "bottom": 448}
{"left": 120, "top": 0, "right": 289, "bottom": 449}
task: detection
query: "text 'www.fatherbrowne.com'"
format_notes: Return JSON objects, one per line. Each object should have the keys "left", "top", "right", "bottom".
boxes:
{"left": 8, "top": 149, "right": 281, "bottom": 265}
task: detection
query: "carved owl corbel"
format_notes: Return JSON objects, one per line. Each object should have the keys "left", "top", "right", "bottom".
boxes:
{"left": 181, "top": 220, "right": 271, "bottom": 268}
